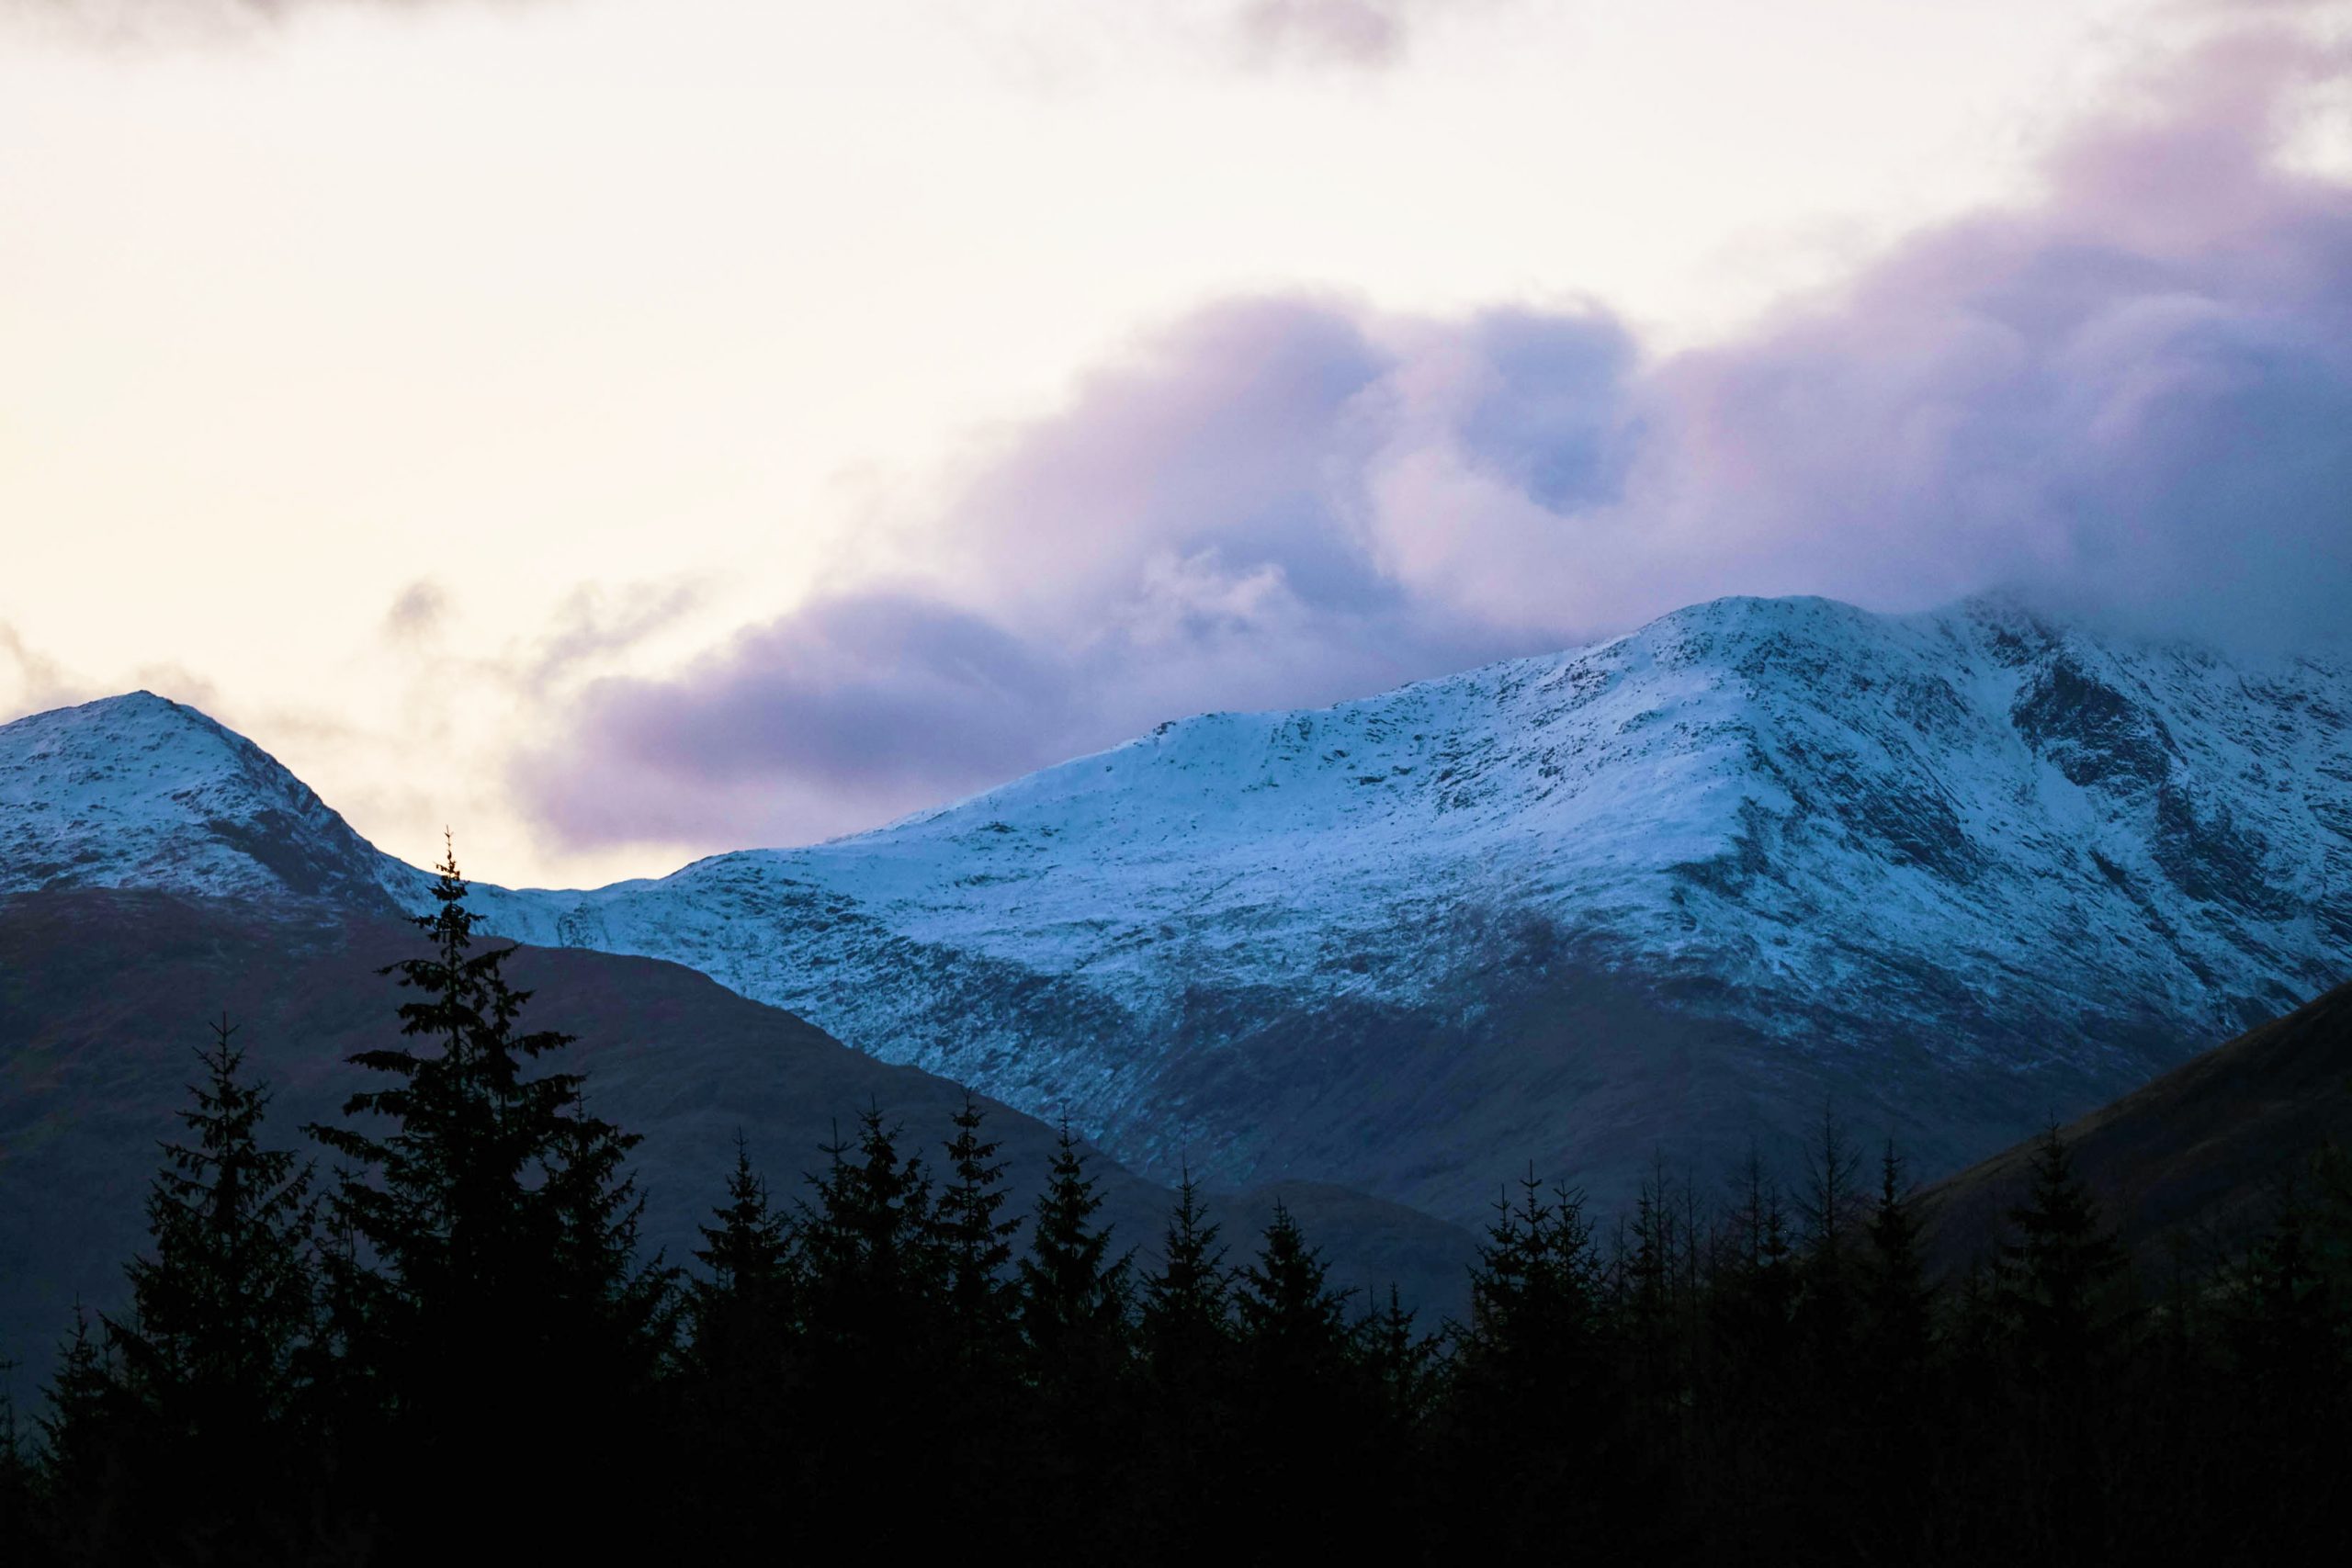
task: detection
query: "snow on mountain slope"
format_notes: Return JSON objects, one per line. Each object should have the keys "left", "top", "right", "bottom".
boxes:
{"left": 7, "top": 596, "right": 2348, "bottom": 1220}
{"left": 0, "top": 692, "right": 420, "bottom": 913}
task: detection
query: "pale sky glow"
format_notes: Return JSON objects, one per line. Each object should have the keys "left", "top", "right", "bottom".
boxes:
{"left": 3, "top": 0, "right": 2346, "bottom": 886}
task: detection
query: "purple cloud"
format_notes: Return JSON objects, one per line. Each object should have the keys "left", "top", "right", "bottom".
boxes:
{"left": 521, "top": 21, "right": 2352, "bottom": 854}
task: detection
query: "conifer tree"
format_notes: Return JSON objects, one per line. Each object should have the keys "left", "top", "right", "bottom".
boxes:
{"left": 1855, "top": 1139, "right": 1932, "bottom": 1561}
{"left": 1988, "top": 1126, "right": 2133, "bottom": 1558}
{"left": 1137, "top": 1162, "right": 1230, "bottom": 1388}
{"left": 797, "top": 1105, "right": 941, "bottom": 1348}
{"left": 933, "top": 1093, "right": 1023, "bottom": 1358}
{"left": 1013, "top": 1119, "right": 1135, "bottom": 1541}
{"left": 1448, "top": 1169, "right": 1620, "bottom": 1554}
{"left": 89, "top": 1018, "right": 322, "bottom": 1559}
{"left": 0, "top": 1360, "right": 30, "bottom": 1568}
{"left": 37, "top": 1306, "right": 126, "bottom": 1562}
{"left": 689, "top": 1133, "right": 796, "bottom": 1363}
{"left": 1230, "top": 1202, "right": 1373, "bottom": 1548}
{"left": 1133, "top": 1164, "right": 1235, "bottom": 1551}
{"left": 1995, "top": 1125, "right": 2132, "bottom": 1382}
{"left": 307, "top": 846, "right": 667, "bottom": 1544}
{"left": 1362, "top": 1283, "right": 1440, "bottom": 1425}
{"left": 1017, "top": 1119, "right": 1131, "bottom": 1364}
{"left": 1458, "top": 1167, "right": 1602, "bottom": 1384}
{"left": 681, "top": 1134, "right": 799, "bottom": 1551}
{"left": 695, "top": 1135, "right": 792, "bottom": 1293}
{"left": 1794, "top": 1104, "right": 1863, "bottom": 1383}
{"left": 107, "top": 1019, "right": 317, "bottom": 1453}
{"left": 1234, "top": 1201, "right": 1353, "bottom": 1370}
{"left": 1861, "top": 1139, "right": 1930, "bottom": 1386}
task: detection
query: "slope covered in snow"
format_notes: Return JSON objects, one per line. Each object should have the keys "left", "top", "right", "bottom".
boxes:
{"left": 0, "top": 692, "right": 420, "bottom": 914}
{"left": 8, "top": 596, "right": 2348, "bottom": 1220}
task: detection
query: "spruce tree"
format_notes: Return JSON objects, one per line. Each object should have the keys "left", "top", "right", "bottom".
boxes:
{"left": 1362, "top": 1283, "right": 1440, "bottom": 1426}
{"left": 797, "top": 1105, "right": 941, "bottom": 1352}
{"left": 307, "top": 846, "right": 667, "bottom": 1546}
{"left": 1231, "top": 1202, "right": 1373, "bottom": 1549}
{"left": 1131, "top": 1164, "right": 1235, "bottom": 1551}
{"left": 683, "top": 1134, "right": 799, "bottom": 1551}
{"left": 1856, "top": 1139, "right": 1932, "bottom": 1561}
{"left": 0, "top": 1360, "right": 30, "bottom": 1568}
{"left": 37, "top": 1306, "right": 126, "bottom": 1562}
{"left": 1012, "top": 1119, "right": 1134, "bottom": 1541}
{"left": 1861, "top": 1139, "right": 1930, "bottom": 1387}
{"left": 1016, "top": 1119, "right": 1131, "bottom": 1366}
{"left": 692, "top": 1133, "right": 795, "bottom": 1336}
{"left": 1448, "top": 1169, "right": 1619, "bottom": 1555}
{"left": 1233, "top": 1201, "right": 1353, "bottom": 1371}
{"left": 107, "top": 1019, "right": 317, "bottom": 1451}
{"left": 1138, "top": 1162, "right": 1230, "bottom": 1392}
{"left": 1794, "top": 1104, "right": 1863, "bottom": 1393}
{"left": 97, "top": 1017, "right": 321, "bottom": 1560}
{"left": 933, "top": 1093, "right": 1023, "bottom": 1360}
{"left": 1995, "top": 1125, "right": 2132, "bottom": 1382}
{"left": 1989, "top": 1125, "right": 2133, "bottom": 1560}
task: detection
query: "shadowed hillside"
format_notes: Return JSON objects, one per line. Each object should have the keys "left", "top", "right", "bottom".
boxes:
{"left": 0, "top": 887, "right": 1474, "bottom": 1409}
{"left": 1919, "top": 976, "right": 2352, "bottom": 1279}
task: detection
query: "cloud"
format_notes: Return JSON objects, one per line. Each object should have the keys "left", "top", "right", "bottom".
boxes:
{"left": 1225, "top": 0, "right": 1523, "bottom": 70}
{"left": 1231, "top": 1, "right": 1408, "bottom": 67}
{"left": 1, "top": 0, "right": 514, "bottom": 46}
{"left": 0, "top": 626, "right": 84, "bottom": 723}
{"left": 521, "top": 579, "right": 703, "bottom": 693}
{"left": 518, "top": 17, "right": 2352, "bottom": 853}
{"left": 384, "top": 579, "right": 449, "bottom": 642}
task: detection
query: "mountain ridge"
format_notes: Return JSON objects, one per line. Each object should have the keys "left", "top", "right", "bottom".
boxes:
{"left": 6, "top": 593, "right": 2347, "bottom": 1222}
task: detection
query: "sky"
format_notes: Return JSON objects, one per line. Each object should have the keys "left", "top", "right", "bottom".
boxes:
{"left": 3, "top": 0, "right": 2348, "bottom": 886}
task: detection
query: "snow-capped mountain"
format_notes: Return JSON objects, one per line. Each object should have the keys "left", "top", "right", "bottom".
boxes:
{"left": 6, "top": 594, "right": 2347, "bottom": 1221}
{"left": 0, "top": 690, "right": 420, "bottom": 914}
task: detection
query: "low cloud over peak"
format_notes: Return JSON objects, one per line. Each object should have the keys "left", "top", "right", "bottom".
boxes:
{"left": 516, "top": 17, "right": 2352, "bottom": 855}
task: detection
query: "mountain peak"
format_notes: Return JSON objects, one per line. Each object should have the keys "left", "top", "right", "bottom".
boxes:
{"left": 0, "top": 691, "right": 412, "bottom": 911}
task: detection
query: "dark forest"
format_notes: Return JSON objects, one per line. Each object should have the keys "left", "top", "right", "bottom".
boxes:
{"left": 6, "top": 862, "right": 2348, "bottom": 1565}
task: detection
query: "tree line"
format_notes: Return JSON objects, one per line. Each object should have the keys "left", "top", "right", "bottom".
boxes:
{"left": 4, "top": 856, "right": 2350, "bottom": 1562}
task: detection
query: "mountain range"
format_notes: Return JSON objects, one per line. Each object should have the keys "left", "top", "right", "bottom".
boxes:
{"left": 4, "top": 592, "right": 2347, "bottom": 1231}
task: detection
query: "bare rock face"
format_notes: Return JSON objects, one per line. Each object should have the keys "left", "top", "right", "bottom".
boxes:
{"left": 6, "top": 594, "right": 2348, "bottom": 1222}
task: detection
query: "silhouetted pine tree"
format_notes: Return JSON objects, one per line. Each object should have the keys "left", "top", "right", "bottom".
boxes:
{"left": 1691, "top": 1150, "right": 1799, "bottom": 1552}
{"left": 307, "top": 846, "right": 668, "bottom": 1550}
{"left": 933, "top": 1093, "right": 1022, "bottom": 1361}
{"left": 1996, "top": 1125, "right": 2132, "bottom": 1382}
{"left": 1856, "top": 1139, "right": 1932, "bottom": 1561}
{"left": 0, "top": 1361, "right": 33, "bottom": 1568}
{"left": 2219, "top": 1192, "right": 2349, "bottom": 1555}
{"left": 1230, "top": 1202, "right": 1374, "bottom": 1549}
{"left": 1620, "top": 1158, "right": 1688, "bottom": 1450}
{"left": 1137, "top": 1162, "right": 1229, "bottom": 1390}
{"left": 1017, "top": 1120, "right": 1131, "bottom": 1365}
{"left": 37, "top": 1307, "right": 126, "bottom": 1564}
{"left": 1014, "top": 1119, "right": 1134, "bottom": 1540}
{"left": 692, "top": 1134, "right": 795, "bottom": 1331}
{"left": 790, "top": 1106, "right": 953, "bottom": 1545}
{"left": 1130, "top": 1164, "right": 1233, "bottom": 1551}
{"left": 926, "top": 1096, "right": 1027, "bottom": 1531}
{"left": 1362, "top": 1283, "right": 1440, "bottom": 1427}
{"left": 100, "top": 1017, "right": 320, "bottom": 1561}
{"left": 1234, "top": 1201, "right": 1353, "bottom": 1371}
{"left": 1861, "top": 1140, "right": 1929, "bottom": 1379}
{"left": 1988, "top": 1125, "right": 2134, "bottom": 1559}
{"left": 1793, "top": 1104, "right": 1863, "bottom": 1401}
{"left": 797, "top": 1105, "right": 941, "bottom": 1351}
{"left": 1446, "top": 1168, "right": 1622, "bottom": 1554}
{"left": 681, "top": 1134, "right": 798, "bottom": 1551}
